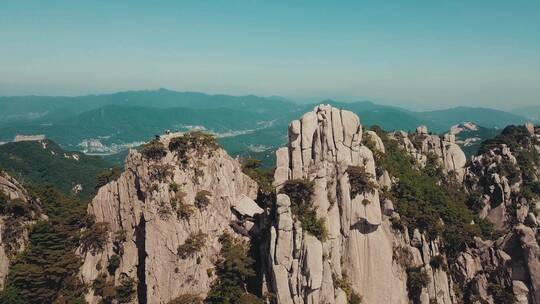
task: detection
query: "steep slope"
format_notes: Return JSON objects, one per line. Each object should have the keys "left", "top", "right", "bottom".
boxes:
{"left": 0, "top": 172, "right": 41, "bottom": 289}
{"left": 79, "top": 132, "right": 262, "bottom": 303}
{"left": 0, "top": 139, "right": 110, "bottom": 199}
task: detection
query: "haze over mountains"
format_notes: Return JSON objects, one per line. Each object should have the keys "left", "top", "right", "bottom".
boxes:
{"left": 0, "top": 89, "right": 537, "bottom": 165}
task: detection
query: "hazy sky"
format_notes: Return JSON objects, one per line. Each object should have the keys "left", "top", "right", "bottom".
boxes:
{"left": 1, "top": 0, "right": 539, "bottom": 109}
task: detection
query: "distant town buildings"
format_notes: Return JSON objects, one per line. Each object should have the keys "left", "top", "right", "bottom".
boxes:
{"left": 13, "top": 134, "right": 46, "bottom": 142}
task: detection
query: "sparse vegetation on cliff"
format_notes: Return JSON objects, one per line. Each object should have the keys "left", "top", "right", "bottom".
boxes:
{"left": 374, "top": 127, "right": 482, "bottom": 258}
{"left": 95, "top": 166, "right": 122, "bottom": 189}
{"left": 168, "top": 294, "right": 203, "bottom": 304}
{"left": 280, "top": 179, "right": 328, "bottom": 241}
{"left": 347, "top": 165, "right": 378, "bottom": 197}
{"left": 168, "top": 131, "right": 219, "bottom": 166}
{"left": 80, "top": 221, "right": 109, "bottom": 255}
{"left": 333, "top": 274, "right": 363, "bottom": 304}
{"left": 206, "top": 232, "right": 262, "bottom": 303}
{"left": 177, "top": 231, "right": 207, "bottom": 259}
{"left": 107, "top": 254, "right": 121, "bottom": 274}
{"left": 116, "top": 276, "right": 136, "bottom": 303}
{"left": 141, "top": 139, "right": 167, "bottom": 160}
{"left": 406, "top": 267, "right": 430, "bottom": 303}
{"left": 194, "top": 190, "right": 211, "bottom": 209}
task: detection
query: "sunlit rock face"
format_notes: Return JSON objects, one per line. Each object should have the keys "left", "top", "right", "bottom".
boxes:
{"left": 79, "top": 133, "right": 259, "bottom": 304}
{"left": 270, "top": 105, "right": 411, "bottom": 304}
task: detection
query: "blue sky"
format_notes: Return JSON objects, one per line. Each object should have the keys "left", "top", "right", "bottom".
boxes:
{"left": 0, "top": 0, "right": 539, "bottom": 109}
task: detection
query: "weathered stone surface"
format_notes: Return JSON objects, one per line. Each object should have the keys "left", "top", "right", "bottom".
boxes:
{"left": 79, "top": 135, "right": 258, "bottom": 304}
{"left": 365, "top": 130, "right": 385, "bottom": 153}
{"left": 233, "top": 194, "right": 263, "bottom": 217}
{"left": 268, "top": 105, "right": 408, "bottom": 304}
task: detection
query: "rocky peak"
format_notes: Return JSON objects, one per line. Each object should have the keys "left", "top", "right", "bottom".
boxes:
{"left": 388, "top": 125, "right": 467, "bottom": 182}
{"left": 79, "top": 132, "right": 259, "bottom": 303}
{"left": 269, "top": 105, "right": 456, "bottom": 304}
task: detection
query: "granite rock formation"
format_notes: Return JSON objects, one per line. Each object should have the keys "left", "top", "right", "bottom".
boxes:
{"left": 79, "top": 132, "right": 260, "bottom": 303}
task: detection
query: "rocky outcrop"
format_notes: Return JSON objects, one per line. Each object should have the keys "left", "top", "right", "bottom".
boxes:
{"left": 457, "top": 124, "right": 540, "bottom": 303}
{"left": 389, "top": 125, "right": 467, "bottom": 182}
{"left": 0, "top": 171, "right": 40, "bottom": 289}
{"left": 269, "top": 105, "right": 457, "bottom": 304}
{"left": 465, "top": 124, "right": 540, "bottom": 229}
{"left": 79, "top": 133, "right": 259, "bottom": 304}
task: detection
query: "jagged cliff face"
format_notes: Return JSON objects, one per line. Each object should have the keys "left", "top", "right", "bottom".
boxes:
{"left": 269, "top": 105, "right": 457, "bottom": 304}
{"left": 80, "top": 133, "right": 260, "bottom": 304}
{"left": 76, "top": 106, "right": 540, "bottom": 304}
{"left": 457, "top": 123, "right": 540, "bottom": 304}
{"left": 0, "top": 171, "right": 40, "bottom": 289}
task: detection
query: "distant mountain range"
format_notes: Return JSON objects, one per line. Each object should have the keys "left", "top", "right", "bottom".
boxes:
{"left": 0, "top": 139, "right": 110, "bottom": 199}
{"left": 0, "top": 89, "right": 537, "bottom": 164}
{"left": 511, "top": 105, "right": 540, "bottom": 122}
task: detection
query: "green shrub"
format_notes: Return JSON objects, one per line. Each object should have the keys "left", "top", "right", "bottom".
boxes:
{"left": 429, "top": 255, "right": 447, "bottom": 271}
{"left": 149, "top": 163, "right": 174, "bottom": 181}
{"left": 0, "top": 287, "right": 26, "bottom": 304}
{"left": 95, "top": 167, "right": 122, "bottom": 189}
{"left": 107, "top": 254, "right": 121, "bottom": 274}
{"left": 205, "top": 232, "right": 260, "bottom": 303}
{"left": 300, "top": 208, "right": 328, "bottom": 241}
{"left": 239, "top": 293, "right": 264, "bottom": 304}
{"left": 169, "top": 182, "right": 180, "bottom": 192}
{"left": 92, "top": 273, "right": 115, "bottom": 301}
{"left": 177, "top": 201, "right": 195, "bottom": 220}
{"left": 168, "top": 294, "right": 204, "bottom": 304}
{"left": 488, "top": 283, "right": 516, "bottom": 304}
{"left": 177, "top": 231, "right": 207, "bottom": 259}
{"left": 393, "top": 246, "right": 413, "bottom": 268}
{"left": 406, "top": 267, "right": 430, "bottom": 303}
{"left": 116, "top": 276, "right": 136, "bottom": 303}
{"left": 350, "top": 292, "right": 363, "bottom": 304}
{"left": 141, "top": 139, "right": 167, "bottom": 160}
{"left": 194, "top": 190, "right": 211, "bottom": 209}
{"left": 80, "top": 222, "right": 109, "bottom": 255}
{"left": 2, "top": 185, "right": 88, "bottom": 303}
{"left": 0, "top": 192, "right": 36, "bottom": 219}
{"left": 280, "top": 179, "right": 327, "bottom": 241}
{"left": 169, "top": 131, "right": 219, "bottom": 166}
{"left": 378, "top": 133, "right": 480, "bottom": 259}
{"left": 423, "top": 152, "right": 444, "bottom": 180}
{"left": 333, "top": 274, "right": 362, "bottom": 303}
{"left": 347, "top": 166, "right": 378, "bottom": 198}
{"left": 1, "top": 218, "right": 24, "bottom": 257}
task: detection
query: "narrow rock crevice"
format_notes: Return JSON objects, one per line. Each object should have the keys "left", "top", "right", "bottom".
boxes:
{"left": 135, "top": 214, "right": 148, "bottom": 304}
